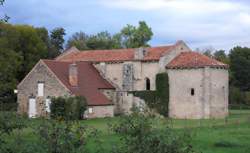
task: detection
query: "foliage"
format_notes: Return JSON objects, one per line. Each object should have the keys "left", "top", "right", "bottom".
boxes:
{"left": 229, "top": 46, "right": 250, "bottom": 91}
{"left": 66, "top": 21, "right": 153, "bottom": 50}
{"left": 118, "top": 21, "right": 153, "bottom": 48}
{"left": 111, "top": 112, "right": 196, "bottom": 153}
{"left": 50, "top": 96, "right": 87, "bottom": 120}
{"left": 50, "top": 27, "right": 66, "bottom": 52}
{"left": 66, "top": 31, "right": 89, "bottom": 50}
{"left": 36, "top": 120, "right": 95, "bottom": 153}
{"left": 229, "top": 86, "right": 246, "bottom": 105}
{"left": 213, "top": 50, "right": 230, "bottom": 64}
{"left": 131, "top": 73, "right": 169, "bottom": 117}
{"left": 155, "top": 73, "right": 169, "bottom": 116}
{"left": 0, "top": 112, "right": 27, "bottom": 152}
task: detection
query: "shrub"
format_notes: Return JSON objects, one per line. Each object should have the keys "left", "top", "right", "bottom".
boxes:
{"left": 36, "top": 119, "right": 94, "bottom": 153}
{"left": 50, "top": 96, "right": 87, "bottom": 120}
{"left": 111, "top": 112, "right": 196, "bottom": 153}
{"left": 0, "top": 112, "right": 27, "bottom": 152}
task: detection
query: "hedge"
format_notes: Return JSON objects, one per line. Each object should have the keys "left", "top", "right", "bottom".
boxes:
{"left": 50, "top": 96, "right": 87, "bottom": 120}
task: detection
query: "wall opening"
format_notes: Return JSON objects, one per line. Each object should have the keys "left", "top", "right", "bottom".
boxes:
{"left": 191, "top": 88, "right": 195, "bottom": 96}
{"left": 37, "top": 82, "right": 44, "bottom": 97}
{"left": 146, "top": 78, "right": 150, "bottom": 90}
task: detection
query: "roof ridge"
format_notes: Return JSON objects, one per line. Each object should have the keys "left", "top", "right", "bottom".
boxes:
{"left": 78, "top": 45, "right": 174, "bottom": 52}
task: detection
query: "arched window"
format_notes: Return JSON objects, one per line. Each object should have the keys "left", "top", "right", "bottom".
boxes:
{"left": 146, "top": 78, "right": 150, "bottom": 90}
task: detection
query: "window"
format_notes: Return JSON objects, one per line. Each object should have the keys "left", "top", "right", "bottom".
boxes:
{"left": 88, "top": 107, "right": 93, "bottom": 114}
{"left": 28, "top": 98, "right": 36, "bottom": 118}
{"left": 191, "top": 88, "right": 195, "bottom": 96}
{"left": 45, "top": 98, "right": 51, "bottom": 113}
{"left": 146, "top": 78, "right": 150, "bottom": 90}
{"left": 38, "top": 82, "right": 44, "bottom": 97}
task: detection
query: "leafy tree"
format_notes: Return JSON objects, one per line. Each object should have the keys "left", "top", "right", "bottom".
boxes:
{"left": 213, "top": 50, "right": 229, "bottom": 64}
{"left": 66, "top": 21, "right": 153, "bottom": 50}
{"left": 229, "top": 47, "right": 250, "bottom": 91}
{"left": 87, "top": 31, "right": 116, "bottom": 50}
{"left": 0, "top": 23, "right": 48, "bottom": 105}
{"left": 15, "top": 25, "right": 48, "bottom": 80}
{"left": 118, "top": 21, "right": 153, "bottom": 48}
{"left": 66, "top": 31, "right": 89, "bottom": 50}
{"left": 50, "top": 27, "right": 66, "bottom": 52}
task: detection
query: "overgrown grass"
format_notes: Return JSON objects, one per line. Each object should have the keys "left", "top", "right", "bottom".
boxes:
{"left": 2, "top": 110, "right": 250, "bottom": 153}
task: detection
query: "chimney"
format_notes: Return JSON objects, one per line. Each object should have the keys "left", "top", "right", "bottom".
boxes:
{"left": 69, "top": 63, "right": 78, "bottom": 86}
{"left": 134, "top": 47, "right": 147, "bottom": 60}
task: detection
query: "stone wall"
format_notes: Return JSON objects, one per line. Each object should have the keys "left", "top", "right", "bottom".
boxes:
{"left": 17, "top": 61, "right": 71, "bottom": 117}
{"left": 167, "top": 67, "right": 228, "bottom": 119}
{"left": 85, "top": 105, "right": 114, "bottom": 118}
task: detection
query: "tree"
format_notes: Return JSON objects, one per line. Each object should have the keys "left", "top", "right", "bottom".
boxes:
{"left": 229, "top": 47, "right": 250, "bottom": 91}
{"left": 50, "top": 27, "right": 66, "bottom": 52}
{"left": 87, "top": 31, "right": 116, "bottom": 50}
{"left": 213, "top": 50, "right": 229, "bottom": 64}
{"left": 0, "top": 23, "right": 48, "bottom": 105}
{"left": 0, "top": 24, "right": 21, "bottom": 103}
{"left": 66, "top": 21, "right": 153, "bottom": 50}
{"left": 66, "top": 31, "right": 89, "bottom": 50}
{"left": 118, "top": 21, "right": 153, "bottom": 48}
{"left": 15, "top": 25, "right": 48, "bottom": 80}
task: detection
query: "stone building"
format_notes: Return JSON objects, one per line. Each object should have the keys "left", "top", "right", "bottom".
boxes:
{"left": 17, "top": 40, "right": 229, "bottom": 119}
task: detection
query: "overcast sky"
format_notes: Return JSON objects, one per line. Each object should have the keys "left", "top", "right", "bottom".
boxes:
{"left": 1, "top": 0, "right": 250, "bottom": 51}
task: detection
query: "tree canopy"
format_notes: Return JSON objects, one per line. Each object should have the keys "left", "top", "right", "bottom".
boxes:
{"left": 66, "top": 21, "right": 153, "bottom": 50}
{"left": 0, "top": 23, "right": 66, "bottom": 104}
{"left": 229, "top": 47, "right": 250, "bottom": 91}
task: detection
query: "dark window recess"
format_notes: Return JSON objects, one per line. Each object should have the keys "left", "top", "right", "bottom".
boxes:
{"left": 191, "top": 88, "right": 195, "bottom": 96}
{"left": 146, "top": 78, "right": 150, "bottom": 90}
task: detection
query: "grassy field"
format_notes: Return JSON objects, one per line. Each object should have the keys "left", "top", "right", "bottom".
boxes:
{"left": 3, "top": 110, "right": 250, "bottom": 153}
{"left": 82, "top": 110, "right": 250, "bottom": 153}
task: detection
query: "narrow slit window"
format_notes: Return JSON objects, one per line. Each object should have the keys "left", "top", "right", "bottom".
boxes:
{"left": 191, "top": 88, "right": 195, "bottom": 96}
{"left": 146, "top": 78, "right": 150, "bottom": 90}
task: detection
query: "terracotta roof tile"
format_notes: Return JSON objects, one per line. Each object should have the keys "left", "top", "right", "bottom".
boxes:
{"left": 43, "top": 60, "right": 115, "bottom": 106}
{"left": 56, "top": 46, "right": 174, "bottom": 62}
{"left": 166, "top": 52, "right": 228, "bottom": 69}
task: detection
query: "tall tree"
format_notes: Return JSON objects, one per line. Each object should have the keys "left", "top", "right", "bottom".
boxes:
{"left": 66, "top": 21, "right": 153, "bottom": 50}
{"left": 87, "top": 31, "right": 116, "bottom": 50}
{"left": 0, "top": 23, "right": 21, "bottom": 103}
{"left": 118, "top": 21, "right": 153, "bottom": 48}
{"left": 229, "top": 47, "right": 250, "bottom": 91}
{"left": 213, "top": 50, "right": 229, "bottom": 64}
{"left": 0, "top": 23, "right": 49, "bottom": 104}
{"left": 66, "top": 31, "right": 89, "bottom": 50}
{"left": 50, "top": 27, "right": 66, "bottom": 52}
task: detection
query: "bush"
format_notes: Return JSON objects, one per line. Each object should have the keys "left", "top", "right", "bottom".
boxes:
{"left": 111, "top": 112, "right": 195, "bottom": 153}
{"left": 36, "top": 119, "right": 94, "bottom": 153}
{"left": 0, "top": 112, "right": 27, "bottom": 152}
{"left": 0, "top": 102, "right": 18, "bottom": 111}
{"left": 229, "top": 86, "right": 250, "bottom": 106}
{"left": 50, "top": 96, "right": 87, "bottom": 120}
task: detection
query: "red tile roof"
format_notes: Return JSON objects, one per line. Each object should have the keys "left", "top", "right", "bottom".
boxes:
{"left": 43, "top": 60, "right": 115, "bottom": 106}
{"left": 56, "top": 45, "right": 174, "bottom": 62}
{"left": 166, "top": 52, "right": 228, "bottom": 69}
